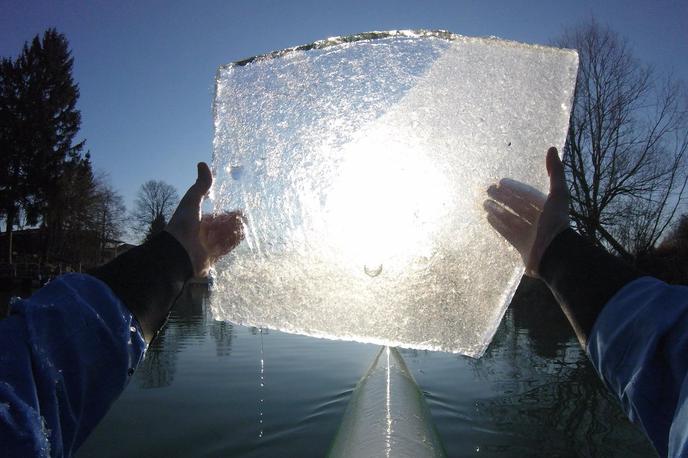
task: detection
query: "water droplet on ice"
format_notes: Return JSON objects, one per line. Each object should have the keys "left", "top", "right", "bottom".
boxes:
{"left": 364, "top": 264, "right": 383, "bottom": 277}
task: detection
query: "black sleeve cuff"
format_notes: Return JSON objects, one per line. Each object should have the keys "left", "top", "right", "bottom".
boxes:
{"left": 539, "top": 228, "right": 641, "bottom": 342}
{"left": 90, "top": 231, "right": 193, "bottom": 339}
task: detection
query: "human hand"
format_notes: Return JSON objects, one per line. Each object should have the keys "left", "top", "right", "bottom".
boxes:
{"left": 484, "top": 147, "right": 570, "bottom": 277}
{"left": 165, "top": 162, "right": 244, "bottom": 277}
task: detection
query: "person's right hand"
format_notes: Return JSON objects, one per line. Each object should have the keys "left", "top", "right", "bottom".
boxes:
{"left": 484, "top": 147, "right": 570, "bottom": 277}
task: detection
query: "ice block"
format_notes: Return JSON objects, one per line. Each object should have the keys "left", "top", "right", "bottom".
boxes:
{"left": 210, "top": 30, "right": 578, "bottom": 356}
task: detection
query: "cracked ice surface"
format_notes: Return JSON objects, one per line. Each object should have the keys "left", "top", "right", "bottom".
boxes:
{"left": 210, "top": 31, "right": 578, "bottom": 357}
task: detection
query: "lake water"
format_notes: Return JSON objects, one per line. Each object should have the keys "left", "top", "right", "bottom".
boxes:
{"left": 75, "top": 278, "right": 656, "bottom": 457}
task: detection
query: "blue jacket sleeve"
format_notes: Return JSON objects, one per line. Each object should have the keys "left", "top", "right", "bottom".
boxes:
{"left": 0, "top": 274, "right": 147, "bottom": 458}
{"left": 587, "top": 276, "right": 688, "bottom": 457}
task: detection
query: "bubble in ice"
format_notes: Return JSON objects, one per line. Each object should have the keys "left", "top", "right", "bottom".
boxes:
{"left": 210, "top": 30, "right": 578, "bottom": 357}
{"left": 229, "top": 165, "right": 243, "bottom": 180}
{"left": 364, "top": 264, "right": 383, "bottom": 278}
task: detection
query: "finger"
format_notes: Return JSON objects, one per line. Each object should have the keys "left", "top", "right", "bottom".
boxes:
{"left": 546, "top": 147, "right": 567, "bottom": 196}
{"left": 483, "top": 199, "right": 532, "bottom": 253}
{"left": 498, "top": 179, "right": 546, "bottom": 206}
{"left": 487, "top": 180, "right": 545, "bottom": 224}
{"left": 206, "top": 210, "right": 245, "bottom": 232}
{"left": 487, "top": 185, "right": 540, "bottom": 223}
{"left": 179, "top": 162, "right": 213, "bottom": 211}
{"left": 488, "top": 179, "right": 545, "bottom": 206}
{"left": 201, "top": 211, "right": 244, "bottom": 256}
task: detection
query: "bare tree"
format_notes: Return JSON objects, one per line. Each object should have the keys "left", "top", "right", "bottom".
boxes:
{"left": 556, "top": 21, "right": 688, "bottom": 259}
{"left": 91, "top": 174, "right": 127, "bottom": 261}
{"left": 130, "top": 180, "right": 178, "bottom": 242}
{"left": 665, "top": 214, "right": 688, "bottom": 245}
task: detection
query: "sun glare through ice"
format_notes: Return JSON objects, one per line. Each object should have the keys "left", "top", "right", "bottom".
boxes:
{"left": 320, "top": 131, "right": 451, "bottom": 276}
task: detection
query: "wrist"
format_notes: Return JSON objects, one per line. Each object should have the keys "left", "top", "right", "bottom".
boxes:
{"left": 91, "top": 231, "right": 193, "bottom": 342}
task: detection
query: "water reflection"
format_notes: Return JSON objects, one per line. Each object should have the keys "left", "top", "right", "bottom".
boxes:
{"left": 136, "top": 335, "right": 178, "bottom": 389}
{"left": 257, "top": 327, "right": 266, "bottom": 439}
{"left": 135, "top": 282, "right": 236, "bottom": 389}
{"left": 81, "top": 278, "right": 656, "bottom": 457}
{"left": 461, "top": 278, "right": 655, "bottom": 457}
{"left": 209, "top": 321, "right": 235, "bottom": 357}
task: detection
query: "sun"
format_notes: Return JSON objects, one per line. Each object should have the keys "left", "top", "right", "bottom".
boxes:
{"left": 320, "top": 129, "right": 451, "bottom": 277}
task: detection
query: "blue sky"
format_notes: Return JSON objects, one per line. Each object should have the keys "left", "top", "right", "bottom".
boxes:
{"left": 1, "top": 0, "right": 686, "bottom": 227}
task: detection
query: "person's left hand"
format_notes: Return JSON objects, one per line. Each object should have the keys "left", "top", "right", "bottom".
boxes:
{"left": 483, "top": 147, "right": 570, "bottom": 277}
{"left": 165, "top": 162, "right": 244, "bottom": 277}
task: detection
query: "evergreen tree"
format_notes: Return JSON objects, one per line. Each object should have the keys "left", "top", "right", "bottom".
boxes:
{"left": 0, "top": 56, "right": 23, "bottom": 262}
{"left": 0, "top": 29, "right": 84, "bottom": 263}
{"left": 145, "top": 213, "right": 167, "bottom": 242}
{"left": 47, "top": 152, "right": 97, "bottom": 263}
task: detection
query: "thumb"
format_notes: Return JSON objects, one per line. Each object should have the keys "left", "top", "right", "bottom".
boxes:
{"left": 546, "top": 147, "right": 566, "bottom": 196}
{"left": 179, "top": 162, "right": 213, "bottom": 210}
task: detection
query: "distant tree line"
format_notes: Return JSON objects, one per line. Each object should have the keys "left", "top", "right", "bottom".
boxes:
{"left": 0, "top": 29, "right": 178, "bottom": 271}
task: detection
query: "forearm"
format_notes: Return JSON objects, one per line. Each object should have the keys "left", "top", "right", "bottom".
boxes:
{"left": 90, "top": 230, "right": 193, "bottom": 342}
{"left": 538, "top": 228, "right": 642, "bottom": 347}
{"left": 537, "top": 229, "right": 688, "bottom": 455}
{"left": 0, "top": 274, "right": 147, "bottom": 456}
{"left": 584, "top": 277, "right": 688, "bottom": 457}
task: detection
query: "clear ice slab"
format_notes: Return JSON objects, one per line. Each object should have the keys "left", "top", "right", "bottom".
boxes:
{"left": 210, "top": 30, "right": 578, "bottom": 357}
